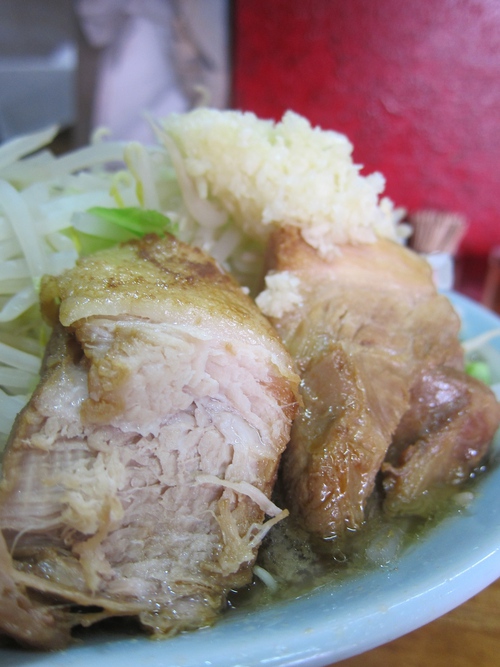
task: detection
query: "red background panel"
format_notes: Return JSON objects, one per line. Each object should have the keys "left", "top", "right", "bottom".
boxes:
{"left": 232, "top": 0, "right": 500, "bottom": 259}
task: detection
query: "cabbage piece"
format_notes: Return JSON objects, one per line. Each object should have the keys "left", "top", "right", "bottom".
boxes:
{"left": 0, "top": 129, "right": 182, "bottom": 447}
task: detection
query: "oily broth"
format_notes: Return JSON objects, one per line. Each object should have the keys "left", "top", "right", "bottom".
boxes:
{"left": 227, "top": 499, "right": 419, "bottom": 611}
{"left": 227, "top": 461, "right": 495, "bottom": 612}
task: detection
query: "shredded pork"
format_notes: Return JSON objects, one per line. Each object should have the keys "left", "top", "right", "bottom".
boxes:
{"left": 0, "top": 234, "right": 299, "bottom": 648}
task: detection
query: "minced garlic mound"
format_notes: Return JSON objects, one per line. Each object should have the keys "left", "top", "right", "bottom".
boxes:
{"left": 162, "top": 109, "right": 403, "bottom": 257}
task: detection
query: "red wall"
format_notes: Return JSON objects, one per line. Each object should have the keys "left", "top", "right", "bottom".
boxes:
{"left": 232, "top": 0, "right": 500, "bottom": 258}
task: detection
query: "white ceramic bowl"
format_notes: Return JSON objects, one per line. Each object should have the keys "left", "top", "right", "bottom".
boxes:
{"left": 2, "top": 292, "right": 500, "bottom": 667}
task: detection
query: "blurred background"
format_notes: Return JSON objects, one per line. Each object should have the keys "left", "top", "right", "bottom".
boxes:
{"left": 0, "top": 0, "right": 499, "bottom": 302}
{"left": 0, "top": 0, "right": 76, "bottom": 142}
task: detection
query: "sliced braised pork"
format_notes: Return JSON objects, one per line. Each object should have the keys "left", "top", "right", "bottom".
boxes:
{"left": 382, "top": 366, "right": 500, "bottom": 515}
{"left": 261, "top": 226, "right": 499, "bottom": 540}
{"left": 0, "top": 234, "right": 299, "bottom": 649}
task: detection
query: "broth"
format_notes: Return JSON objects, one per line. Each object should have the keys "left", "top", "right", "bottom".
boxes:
{"left": 227, "top": 462, "right": 493, "bottom": 612}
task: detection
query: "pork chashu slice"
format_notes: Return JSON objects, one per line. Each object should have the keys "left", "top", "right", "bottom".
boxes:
{"left": 0, "top": 234, "right": 299, "bottom": 649}
{"left": 264, "top": 226, "right": 498, "bottom": 540}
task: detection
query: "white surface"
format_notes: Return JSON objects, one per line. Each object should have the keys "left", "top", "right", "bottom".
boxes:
{"left": 423, "top": 251, "right": 455, "bottom": 291}
{"left": 0, "top": 0, "right": 77, "bottom": 141}
{"left": 0, "top": 44, "right": 77, "bottom": 140}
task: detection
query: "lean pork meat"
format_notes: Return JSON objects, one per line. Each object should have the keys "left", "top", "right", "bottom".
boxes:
{"left": 261, "top": 226, "right": 500, "bottom": 540}
{"left": 0, "top": 234, "right": 299, "bottom": 648}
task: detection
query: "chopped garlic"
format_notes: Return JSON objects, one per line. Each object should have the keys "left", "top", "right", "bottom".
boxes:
{"left": 256, "top": 271, "right": 303, "bottom": 318}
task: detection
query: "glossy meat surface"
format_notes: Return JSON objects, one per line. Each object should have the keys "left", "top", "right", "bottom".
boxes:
{"left": 0, "top": 234, "right": 299, "bottom": 648}
{"left": 264, "top": 227, "right": 498, "bottom": 539}
{"left": 383, "top": 366, "right": 500, "bottom": 515}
